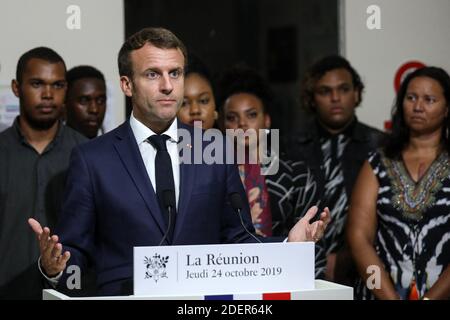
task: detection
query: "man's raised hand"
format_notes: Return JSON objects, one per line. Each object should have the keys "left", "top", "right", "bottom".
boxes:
{"left": 28, "top": 218, "right": 70, "bottom": 277}
{"left": 287, "top": 206, "right": 331, "bottom": 242}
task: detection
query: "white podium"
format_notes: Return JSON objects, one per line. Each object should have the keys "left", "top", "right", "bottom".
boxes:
{"left": 42, "top": 280, "right": 353, "bottom": 300}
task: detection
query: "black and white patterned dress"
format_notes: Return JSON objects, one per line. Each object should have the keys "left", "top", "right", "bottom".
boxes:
{"left": 356, "top": 150, "right": 450, "bottom": 299}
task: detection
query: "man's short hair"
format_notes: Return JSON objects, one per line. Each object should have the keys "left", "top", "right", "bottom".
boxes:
{"left": 118, "top": 27, "right": 188, "bottom": 78}
{"left": 301, "top": 55, "right": 364, "bottom": 113}
{"left": 16, "top": 47, "right": 66, "bottom": 83}
{"left": 66, "top": 65, "right": 105, "bottom": 92}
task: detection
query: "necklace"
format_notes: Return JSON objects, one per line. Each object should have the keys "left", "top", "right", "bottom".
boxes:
{"left": 382, "top": 151, "right": 450, "bottom": 221}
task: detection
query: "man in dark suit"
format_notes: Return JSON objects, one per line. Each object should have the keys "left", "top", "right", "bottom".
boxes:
{"left": 29, "top": 27, "right": 329, "bottom": 296}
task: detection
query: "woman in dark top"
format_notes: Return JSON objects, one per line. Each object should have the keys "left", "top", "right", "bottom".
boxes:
{"left": 218, "top": 65, "right": 304, "bottom": 238}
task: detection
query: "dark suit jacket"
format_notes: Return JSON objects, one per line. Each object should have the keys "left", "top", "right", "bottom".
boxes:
{"left": 56, "top": 121, "right": 255, "bottom": 296}
{"left": 289, "top": 118, "right": 385, "bottom": 201}
{"left": 288, "top": 117, "right": 385, "bottom": 282}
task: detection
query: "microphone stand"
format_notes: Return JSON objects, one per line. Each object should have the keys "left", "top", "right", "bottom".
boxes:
{"left": 236, "top": 207, "right": 263, "bottom": 244}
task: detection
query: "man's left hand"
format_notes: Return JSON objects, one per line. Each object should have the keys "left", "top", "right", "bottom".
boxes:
{"left": 287, "top": 206, "right": 330, "bottom": 242}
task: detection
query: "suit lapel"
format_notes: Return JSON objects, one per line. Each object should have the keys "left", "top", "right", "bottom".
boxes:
{"left": 174, "top": 161, "right": 195, "bottom": 240}
{"left": 173, "top": 124, "right": 197, "bottom": 241}
{"left": 113, "top": 122, "right": 167, "bottom": 237}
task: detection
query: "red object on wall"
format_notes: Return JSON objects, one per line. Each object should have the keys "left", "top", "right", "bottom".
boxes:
{"left": 384, "top": 120, "right": 392, "bottom": 132}
{"left": 394, "top": 61, "right": 426, "bottom": 93}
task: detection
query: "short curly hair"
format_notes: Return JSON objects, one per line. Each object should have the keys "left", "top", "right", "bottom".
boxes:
{"left": 217, "top": 64, "right": 274, "bottom": 117}
{"left": 16, "top": 47, "right": 66, "bottom": 83}
{"left": 66, "top": 65, "right": 105, "bottom": 93}
{"left": 301, "top": 55, "right": 364, "bottom": 113}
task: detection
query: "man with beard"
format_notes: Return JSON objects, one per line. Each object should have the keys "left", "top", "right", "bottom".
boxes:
{"left": 0, "top": 47, "right": 86, "bottom": 299}
{"left": 65, "top": 66, "right": 107, "bottom": 139}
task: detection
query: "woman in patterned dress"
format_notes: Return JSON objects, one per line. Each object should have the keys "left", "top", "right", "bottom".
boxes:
{"left": 347, "top": 67, "right": 450, "bottom": 299}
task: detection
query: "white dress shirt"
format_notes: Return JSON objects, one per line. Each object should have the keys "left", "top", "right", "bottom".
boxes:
{"left": 129, "top": 113, "right": 180, "bottom": 209}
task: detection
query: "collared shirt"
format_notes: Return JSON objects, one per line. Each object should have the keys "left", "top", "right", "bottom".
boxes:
{"left": 0, "top": 117, "right": 87, "bottom": 298}
{"left": 129, "top": 113, "right": 180, "bottom": 209}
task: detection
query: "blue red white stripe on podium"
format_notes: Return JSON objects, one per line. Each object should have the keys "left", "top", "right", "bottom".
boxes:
{"left": 203, "top": 292, "right": 292, "bottom": 300}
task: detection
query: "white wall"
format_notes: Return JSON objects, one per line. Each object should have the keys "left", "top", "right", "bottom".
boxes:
{"left": 341, "top": 0, "right": 450, "bottom": 130}
{"left": 0, "top": 0, "right": 125, "bottom": 130}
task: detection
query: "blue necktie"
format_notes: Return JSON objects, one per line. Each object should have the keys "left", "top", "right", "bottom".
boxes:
{"left": 147, "top": 134, "right": 176, "bottom": 241}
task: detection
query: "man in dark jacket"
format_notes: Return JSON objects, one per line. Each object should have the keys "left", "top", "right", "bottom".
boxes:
{"left": 290, "top": 55, "right": 384, "bottom": 285}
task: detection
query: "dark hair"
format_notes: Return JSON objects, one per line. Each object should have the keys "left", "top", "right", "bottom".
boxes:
{"left": 301, "top": 55, "right": 364, "bottom": 112}
{"left": 66, "top": 65, "right": 105, "bottom": 92}
{"left": 217, "top": 64, "right": 274, "bottom": 116}
{"left": 16, "top": 47, "right": 66, "bottom": 83}
{"left": 185, "top": 54, "right": 214, "bottom": 88}
{"left": 184, "top": 53, "right": 216, "bottom": 102}
{"left": 384, "top": 66, "right": 450, "bottom": 159}
{"left": 118, "top": 27, "right": 187, "bottom": 78}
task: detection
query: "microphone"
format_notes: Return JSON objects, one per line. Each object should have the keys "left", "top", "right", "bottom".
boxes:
{"left": 229, "top": 192, "right": 262, "bottom": 243}
{"left": 158, "top": 189, "right": 176, "bottom": 246}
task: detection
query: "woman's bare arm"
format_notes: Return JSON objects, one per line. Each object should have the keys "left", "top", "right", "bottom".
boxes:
{"left": 346, "top": 160, "right": 400, "bottom": 300}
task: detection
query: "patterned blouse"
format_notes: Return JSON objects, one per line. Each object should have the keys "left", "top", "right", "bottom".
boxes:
{"left": 237, "top": 152, "right": 296, "bottom": 238}
{"left": 292, "top": 132, "right": 351, "bottom": 277}
{"left": 356, "top": 150, "right": 450, "bottom": 299}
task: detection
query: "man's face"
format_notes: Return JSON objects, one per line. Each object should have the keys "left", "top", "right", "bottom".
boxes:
{"left": 120, "top": 43, "right": 185, "bottom": 131}
{"left": 12, "top": 58, "right": 66, "bottom": 130}
{"left": 313, "top": 68, "right": 359, "bottom": 131}
{"left": 66, "top": 77, "right": 107, "bottom": 138}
